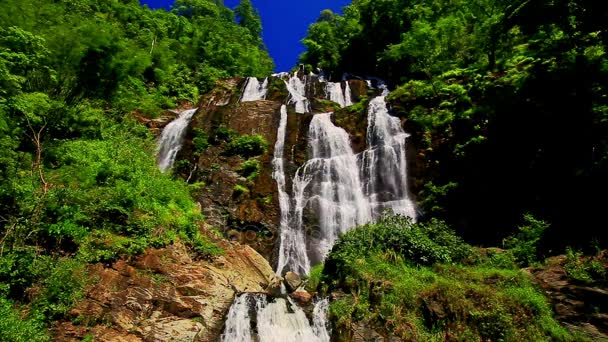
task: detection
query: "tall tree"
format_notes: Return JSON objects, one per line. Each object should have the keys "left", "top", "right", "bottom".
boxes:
{"left": 234, "top": 0, "right": 262, "bottom": 41}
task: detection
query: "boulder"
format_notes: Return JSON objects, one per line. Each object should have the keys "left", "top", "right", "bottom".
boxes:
{"left": 284, "top": 272, "right": 303, "bottom": 292}
{"left": 290, "top": 290, "right": 313, "bottom": 305}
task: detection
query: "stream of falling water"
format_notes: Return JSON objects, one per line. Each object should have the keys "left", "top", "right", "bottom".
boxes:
{"left": 241, "top": 77, "right": 268, "bottom": 102}
{"left": 157, "top": 108, "right": 198, "bottom": 172}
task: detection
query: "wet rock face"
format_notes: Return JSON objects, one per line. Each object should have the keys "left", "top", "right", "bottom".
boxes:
{"left": 52, "top": 242, "right": 280, "bottom": 342}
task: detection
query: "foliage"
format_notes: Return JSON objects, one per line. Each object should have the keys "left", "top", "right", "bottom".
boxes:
{"left": 503, "top": 215, "right": 549, "bottom": 267}
{"left": 192, "top": 128, "right": 210, "bottom": 155}
{"left": 325, "top": 215, "right": 472, "bottom": 279}
{"left": 0, "top": 0, "right": 270, "bottom": 327}
{"left": 224, "top": 134, "right": 268, "bottom": 157}
{"left": 0, "top": 296, "right": 48, "bottom": 342}
{"left": 564, "top": 248, "right": 607, "bottom": 284}
{"left": 237, "top": 159, "right": 261, "bottom": 181}
{"left": 302, "top": 0, "right": 608, "bottom": 250}
{"left": 233, "top": 184, "right": 250, "bottom": 197}
{"left": 306, "top": 263, "right": 324, "bottom": 292}
{"left": 322, "top": 215, "right": 574, "bottom": 341}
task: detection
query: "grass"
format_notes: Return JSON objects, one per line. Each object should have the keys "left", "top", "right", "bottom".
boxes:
{"left": 322, "top": 215, "right": 578, "bottom": 341}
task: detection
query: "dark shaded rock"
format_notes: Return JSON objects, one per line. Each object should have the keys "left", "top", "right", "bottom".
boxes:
{"left": 531, "top": 255, "right": 608, "bottom": 340}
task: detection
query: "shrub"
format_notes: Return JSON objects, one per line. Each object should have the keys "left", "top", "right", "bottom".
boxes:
{"left": 503, "top": 214, "right": 549, "bottom": 266}
{"left": 192, "top": 128, "right": 209, "bottom": 155}
{"left": 326, "top": 215, "right": 472, "bottom": 276}
{"left": 0, "top": 296, "right": 48, "bottom": 342}
{"left": 237, "top": 159, "right": 261, "bottom": 180}
{"left": 564, "top": 247, "right": 607, "bottom": 284}
{"left": 211, "top": 126, "right": 237, "bottom": 144}
{"left": 224, "top": 134, "right": 268, "bottom": 157}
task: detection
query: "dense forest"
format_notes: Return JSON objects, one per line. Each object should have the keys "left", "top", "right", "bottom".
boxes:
{"left": 300, "top": 0, "right": 608, "bottom": 250}
{"left": 0, "top": 0, "right": 270, "bottom": 339}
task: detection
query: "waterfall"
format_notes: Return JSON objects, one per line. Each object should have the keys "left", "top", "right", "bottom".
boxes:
{"left": 325, "top": 81, "right": 353, "bottom": 108}
{"left": 288, "top": 113, "right": 372, "bottom": 270}
{"left": 326, "top": 82, "right": 346, "bottom": 108}
{"left": 285, "top": 73, "right": 310, "bottom": 113}
{"left": 241, "top": 77, "right": 268, "bottom": 102}
{"left": 278, "top": 93, "right": 415, "bottom": 273}
{"left": 223, "top": 77, "right": 415, "bottom": 342}
{"left": 344, "top": 81, "right": 353, "bottom": 107}
{"left": 156, "top": 108, "right": 198, "bottom": 172}
{"left": 361, "top": 96, "right": 416, "bottom": 218}
{"left": 221, "top": 294, "right": 253, "bottom": 342}
{"left": 275, "top": 104, "right": 311, "bottom": 277}
{"left": 312, "top": 298, "right": 331, "bottom": 340}
{"left": 222, "top": 294, "right": 330, "bottom": 342}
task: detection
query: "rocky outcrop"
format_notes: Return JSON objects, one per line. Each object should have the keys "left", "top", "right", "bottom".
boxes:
{"left": 531, "top": 255, "right": 608, "bottom": 340}
{"left": 52, "top": 241, "right": 280, "bottom": 342}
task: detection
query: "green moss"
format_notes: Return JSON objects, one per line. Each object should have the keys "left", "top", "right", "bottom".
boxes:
{"left": 233, "top": 184, "right": 250, "bottom": 197}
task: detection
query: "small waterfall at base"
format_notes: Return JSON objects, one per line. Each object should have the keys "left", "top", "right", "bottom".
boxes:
{"left": 156, "top": 108, "right": 198, "bottom": 172}
{"left": 221, "top": 294, "right": 330, "bottom": 342}
{"left": 241, "top": 77, "right": 268, "bottom": 102}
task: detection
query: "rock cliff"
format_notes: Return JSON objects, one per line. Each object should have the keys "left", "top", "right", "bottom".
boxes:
{"left": 52, "top": 238, "right": 280, "bottom": 341}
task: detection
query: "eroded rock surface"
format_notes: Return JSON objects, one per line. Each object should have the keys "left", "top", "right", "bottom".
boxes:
{"left": 531, "top": 255, "right": 608, "bottom": 340}
{"left": 53, "top": 241, "right": 280, "bottom": 342}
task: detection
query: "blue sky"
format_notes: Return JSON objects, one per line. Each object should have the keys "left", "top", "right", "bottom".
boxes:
{"left": 140, "top": 0, "right": 351, "bottom": 71}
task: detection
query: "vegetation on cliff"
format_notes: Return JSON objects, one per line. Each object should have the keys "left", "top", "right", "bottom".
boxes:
{"left": 316, "top": 215, "right": 585, "bottom": 341}
{"left": 0, "top": 0, "right": 271, "bottom": 338}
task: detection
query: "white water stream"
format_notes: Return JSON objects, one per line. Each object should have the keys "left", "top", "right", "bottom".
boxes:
{"left": 156, "top": 108, "right": 198, "bottom": 172}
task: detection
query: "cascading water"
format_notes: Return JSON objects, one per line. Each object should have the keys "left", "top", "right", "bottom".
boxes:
{"left": 344, "top": 81, "right": 353, "bottom": 107}
{"left": 325, "top": 81, "right": 353, "bottom": 108}
{"left": 241, "top": 77, "right": 268, "bottom": 102}
{"left": 279, "top": 113, "right": 372, "bottom": 274}
{"left": 278, "top": 85, "right": 415, "bottom": 274}
{"left": 157, "top": 108, "right": 198, "bottom": 172}
{"left": 361, "top": 96, "right": 416, "bottom": 218}
{"left": 275, "top": 105, "right": 311, "bottom": 277}
{"left": 221, "top": 294, "right": 330, "bottom": 342}
{"left": 285, "top": 73, "right": 310, "bottom": 113}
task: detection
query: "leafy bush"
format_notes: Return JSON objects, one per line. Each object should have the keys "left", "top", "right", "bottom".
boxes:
{"left": 211, "top": 126, "right": 237, "bottom": 144}
{"left": 322, "top": 215, "right": 573, "bottom": 341}
{"left": 224, "top": 134, "right": 268, "bottom": 157}
{"left": 326, "top": 215, "right": 472, "bottom": 277}
{"left": 31, "top": 259, "right": 87, "bottom": 321}
{"left": 503, "top": 214, "right": 549, "bottom": 266}
{"left": 564, "top": 248, "right": 607, "bottom": 284}
{"left": 0, "top": 296, "right": 48, "bottom": 342}
{"left": 233, "top": 184, "right": 250, "bottom": 197}
{"left": 237, "top": 159, "right": 261, "bottom": 181}
{"left": 192, "top": 128, "right": 210, "bottom": 155}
